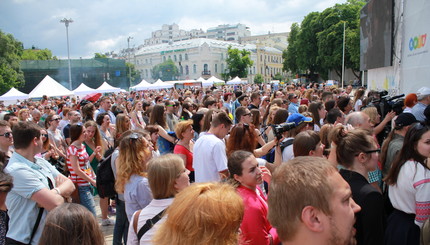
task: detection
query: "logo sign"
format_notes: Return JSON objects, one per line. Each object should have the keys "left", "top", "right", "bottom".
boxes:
{"left": 409, "top": 34, "right": 427, "bottom": 51}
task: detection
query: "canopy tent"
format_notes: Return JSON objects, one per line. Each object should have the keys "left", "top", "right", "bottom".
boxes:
{"left": 196, "top": 77, "right": 206, "bottom": 82}
{"left": 130, "top": 79, "right": 153, "bottom": 91}
{"left": 0, "top": 87, "right": 29, "bottom": 101}
{"left": 96, "top": 82, "right": 121, "bottom": 93}
{"left": 226, "top": 76, "right": 244, "bottom": 85}
{"left": 29, "top": 75, "right": 74, "bottom": 98}
{"left": 73, "top": 83, "right": 96, "bottom": 96}
{"left": 151, "top": 79, "right": 174, "bottom": 89}
{"left": 204, "top": 76, "right": 225, "bottom": 87}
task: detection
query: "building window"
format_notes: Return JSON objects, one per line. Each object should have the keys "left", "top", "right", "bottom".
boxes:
{"left": 174, "top": 55, "right": 177, "bottom": 62}
{"left": 215, "top": 64, "right": 218, "bottom": 73}
{"left": 203, "top": 64, "right": 208, "bottom": 72}
{"left": 221, "top": 64, "right": 224, "bottom": 73}
{"left": 185, "top": 54, "right": 188, "bottom": 60}
{"left": 185, "top": 65, "right": 189, "bottom": 75}
{"left": 179, "top": 54, "right": 182, "bottom": 61}
{"left": 193, "top": 64, "right": 197, "bottom": 74}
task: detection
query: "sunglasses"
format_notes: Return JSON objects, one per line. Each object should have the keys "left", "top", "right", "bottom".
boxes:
{"left": 51, "top": 118, "right": 60, "bottom": 121}
{"left": 243, "top": 113, "right": 252, "bottom": 117}
{"left": 41, "top": 133, "right": 48, "bottom": 138}
{"left": 166, "top": 104, "right": 177, "bottom": 107}
{"left": 0, "top": 132, "right": 12, "bottom": 138}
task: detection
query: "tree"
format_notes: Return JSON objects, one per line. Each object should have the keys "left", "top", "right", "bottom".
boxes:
{"left": 283, "top": 23, "right": 300, "bottom": 75}
{"left": 126, "top": 62, "right": 140, "bottom": 86}
{"left": 296, "top": 12, "right": 322, "bottom": 77}
{"left": 151, "top": 59, "right": 179, "bottom": 81}
{"left": 94, "top": 53, "right": 108, "bottom": 58}
{"left": 21, "top": 47, "right": 57, "bottom": 60}
{"left": 226, "top": 46, "right": 253, "bottom": 78}
{"left": 254, "top": 74, "right": 264, "bottom": 84}
{"left": 0, "top": 30, "right": 25, "bottom": 94}
{"left": 273, "top": 73, "right": 284, "bottom": 82}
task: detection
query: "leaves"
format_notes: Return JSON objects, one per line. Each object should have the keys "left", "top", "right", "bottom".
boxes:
{"left": 151, "top": 59, "right": 179, "bottom": 81}
{"left": 226, "top": 46, "right": 253, "bottom": 78}
{"left": 0, "top": 30, "right": 25, "bottom": 94}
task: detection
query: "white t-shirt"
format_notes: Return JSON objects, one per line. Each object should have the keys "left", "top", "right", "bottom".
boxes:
{"left": 281, "top": 137, "right": 294, "bottom": 162}
{"left": 193, "top": 133, "right": 228, "bottom": 183}
{"left": 354, "top": 99, "right": 363, "bottom": 112}
{"left": 389, "top": 160, "right": 430, "bottom": 227}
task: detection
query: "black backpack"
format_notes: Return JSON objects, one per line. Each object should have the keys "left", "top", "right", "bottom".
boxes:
{"left": 96, "top": 148, "right": 117, "bottom": 198}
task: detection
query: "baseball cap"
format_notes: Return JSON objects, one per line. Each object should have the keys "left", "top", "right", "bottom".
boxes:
{"left": 287, "top": 113, "right": 313, "bottom": 126}
{"left": 417, "top": 87, "right": 430, "bottom": 100}
{"left": 394, "top": 113, "right": 417, "bottom": 128}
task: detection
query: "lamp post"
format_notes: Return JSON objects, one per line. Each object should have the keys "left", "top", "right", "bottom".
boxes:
{"left": 341, "top": 21, "right": 346, "bottom": 89}
{"left": 60, "top": 18, "right": 73, "bottom": 90}
{"left": 127, "top": 36, "right": 133, "bottom": 88}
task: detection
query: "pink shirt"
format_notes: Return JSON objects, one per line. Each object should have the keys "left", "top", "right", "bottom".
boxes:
{"left": 237, "top": 185, "right": 279, "bottom": 245}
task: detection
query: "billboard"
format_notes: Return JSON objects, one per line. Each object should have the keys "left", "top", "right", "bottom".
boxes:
{"left": 360, "top": 0, "right": 393, "bottom": 70}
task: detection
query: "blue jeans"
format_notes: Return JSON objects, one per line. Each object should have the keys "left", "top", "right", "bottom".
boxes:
{"left": 113, "top": 197, "right": 129, "bottom": 245}
{"left": 78, "top": 185, "right": 97, "bottom": 217}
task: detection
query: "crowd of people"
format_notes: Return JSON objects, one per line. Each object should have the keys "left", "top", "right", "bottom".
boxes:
{"left": 0, "top": 82, "right": 429, "bottom": 245}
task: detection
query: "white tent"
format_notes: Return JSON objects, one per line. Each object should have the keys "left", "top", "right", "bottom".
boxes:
{"left": 226, "top": 76, "right": 243, "bottom": 85}
{"left": 73, "top": 83, "right": 96, "bottom": 96}
{"left": 0, "top": 87, "right": 29, "bottom": 101}
{"left": 151, "top": 79, "right": 174, "bottom": 89}
{"left": 131, "top": 79, "right": 153, "bottom": 91}
{"left": 196, "top": 77, "right": 206, "bottom": 82}
{"left": 29, "top": 75, "right": 74, "bottom": 98}
{"left": 204, "top": 76, "right": 225, "bottom": 87}
{"left": 96, "top": 82, "right": 121, "bottom": 93}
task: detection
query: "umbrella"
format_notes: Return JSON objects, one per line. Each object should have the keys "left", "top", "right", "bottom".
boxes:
{"left": 82, "top": 93, "right": 102, "bottom": 102}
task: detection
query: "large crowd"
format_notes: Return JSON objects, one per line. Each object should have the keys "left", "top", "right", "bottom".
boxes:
{"left": 0, "top": 82, "right": 429, "bottom": 245}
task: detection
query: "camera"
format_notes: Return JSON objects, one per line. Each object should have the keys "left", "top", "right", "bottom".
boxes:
{"left": 271, "top": 122, "right": 296, "bottom": 140}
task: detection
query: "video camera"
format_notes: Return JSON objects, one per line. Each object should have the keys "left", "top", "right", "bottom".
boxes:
{"left": 271, "top": 122, "right": 296, "bottom": 140}
{"left": 370, "top": 91, "right": 405, "bottom": 117}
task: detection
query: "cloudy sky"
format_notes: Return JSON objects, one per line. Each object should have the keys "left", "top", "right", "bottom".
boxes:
{"left": 0, "top": 0, "right": 346, "bottom": 59}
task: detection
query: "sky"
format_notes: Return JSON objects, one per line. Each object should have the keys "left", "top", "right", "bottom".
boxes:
{"left": 0, "top": 0, "right": 347, "bottom": 59}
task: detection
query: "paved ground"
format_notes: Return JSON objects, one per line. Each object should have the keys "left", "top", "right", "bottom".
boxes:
{"left": 94, "top": 196, "right": 115, "bottom": 244}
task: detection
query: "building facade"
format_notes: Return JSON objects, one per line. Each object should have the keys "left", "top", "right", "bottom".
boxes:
{"left": 133, "top": 38, "right": 285, "bottom": 83}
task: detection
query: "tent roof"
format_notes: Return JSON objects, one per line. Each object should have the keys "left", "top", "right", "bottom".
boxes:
{"left": 73, "top": 83, "right": 96, "bottom": 96}
{"left": 0, "top": 87, "right": 29, "bottom": 101}
{"left": 131, "top": 79, "right": 153, "bottom": 91}
{"left": 152, "top": 79, "right": 174, "bottom": 89}
{"left": 96, "top": 82, "right": 121, "bottom": 93}
{"left": 29, "top": 75, "right": 74, "bottom": 98}
{"left": 196, "top": 77, "right": 206, "bottom": 82}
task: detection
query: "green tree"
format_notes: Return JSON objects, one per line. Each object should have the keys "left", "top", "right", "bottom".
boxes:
{"left": 226, "top": 46, "right": 253, "bottom": 78}
{"left": 220, "top": 72, "right": 230, "bottom": 82}
{"left": 151, "top": 59, "right": 179, "bottom": 81}
{"left": 126, "top": 62, "right": 140, "bottom": 86}
{"left": 94, "top": 53, "right": 108, "bottom": 58}
{"left": 21, "top": 47, "right": 57, "bottom": 60}
{"left": 296, "top": 12, "right": 322, "bottom": 77}
{"left": 283, "top": 23, "right": 300, "bottom": 75}
{"left": 316, "top": 0, "right": 365, "bottom": 79}
{"left": 273, "top": 73, "right": 284, "bottom": 81}
{"left": 254, "top": 74, "right": 264, "bottom": 84}
{"left": 0, "top": 30, "right": 25, "bottom": 94}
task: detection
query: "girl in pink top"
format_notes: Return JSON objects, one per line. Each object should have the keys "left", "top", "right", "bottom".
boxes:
{"left": 228, "top": 150, "right": 279, "bottom": 245}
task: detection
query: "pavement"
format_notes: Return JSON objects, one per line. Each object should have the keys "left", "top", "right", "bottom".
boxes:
{"left": 94, "top": 196, "right": 115, "bottom": 244}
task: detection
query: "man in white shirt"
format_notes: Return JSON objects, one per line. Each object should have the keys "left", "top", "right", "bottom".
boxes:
{"left": 193, "top": 112, "right": 232, "bottom": 182}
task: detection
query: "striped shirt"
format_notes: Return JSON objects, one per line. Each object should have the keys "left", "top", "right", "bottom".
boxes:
{"left": 67, "top": 144, "right": 93, "bottom": 186}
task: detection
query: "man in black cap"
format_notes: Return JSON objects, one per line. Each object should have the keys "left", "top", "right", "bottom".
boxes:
{"left": 382, "top": 113, "right": 417, "bottom": 176}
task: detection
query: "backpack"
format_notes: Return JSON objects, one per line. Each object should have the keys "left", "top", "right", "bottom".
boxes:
{"left": 263, "top": 138, "right": 294, "bottom": 163}
{"left": 96, "top": 148, "right": 117, "bottom": 198}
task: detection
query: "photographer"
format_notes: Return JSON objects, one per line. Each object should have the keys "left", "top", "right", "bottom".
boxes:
{"left": 277, "top": 113, "right": 313, "bottom": 162}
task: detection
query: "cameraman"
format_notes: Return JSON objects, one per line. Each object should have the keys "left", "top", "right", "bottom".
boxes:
{"left": 279, "top": 113, "right": 313, "bottom": 162}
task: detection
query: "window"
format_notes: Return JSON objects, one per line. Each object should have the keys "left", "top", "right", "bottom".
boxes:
{"left": 193, "top": 64, "right": 197, "bottom": 74}
{"left": 174, "top": 55, "right": 177, "bottom": 62}
{"left": 185, "top": 54, "right": 188, "bottom": 60}
{"left": 179, "top": 54, "right": 182, "bottom": 61}
{"left": 215, "top": 64, "right": 218, "bottom": 73}
{"left": 185, "top": 65, "right": 189, "bottom": 75}
{"left": 203, "top": 64, "right": 208, "bottom": 72}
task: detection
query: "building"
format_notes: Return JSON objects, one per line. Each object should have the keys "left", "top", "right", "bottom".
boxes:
{"left": 133, "top": 38, "right": 285, "bottom": 83}
{"left": 241, "top": 32, "right": 289, "bottom": 51}
{"left": 206, "top": 23, "right": 251, "bottom": 42}
{"left": 144, "top": 24, "right": 206, "bottom": 46}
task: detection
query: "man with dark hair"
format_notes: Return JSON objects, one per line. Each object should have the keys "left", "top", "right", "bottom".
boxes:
{"left": 326, "top": 108, "right": 345, "bottom": 125}
{"left": 193, "top": 112, "right": 232, "bottom": 182}
{"left": 3, "top": 113, "right": 18, "bottom": 128}
{"left": 268, "top": 157, "right": 361, "bottom": 245}
{"left": 165, "top": 100, "right": 179, "bottom": 131}
{"left": 337, "top": 96, "right": 353, "bottom": 115}
{"left": 62, "top": 111, "right": 82, "bottom": 145}
{"left": 5, "top": 122, "right": 74, "bottom": 244}
{"left": 203, "top": 98, "right": 217, "bottom": 109}
{"left": 248, "top": 92, "right": 261, "bottom": 110}
{"left": 321, "top": 91, "right": 334, "bottom": 103}
{"left": 288, "top": 93, "right": 299, "bottom": 114}
{"left": 95, "top": 96, "right": 116, "bottom": 123}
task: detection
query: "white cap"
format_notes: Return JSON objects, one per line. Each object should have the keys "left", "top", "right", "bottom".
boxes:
{"left": 417, "top": 87, "right": 430, "bottom": 100}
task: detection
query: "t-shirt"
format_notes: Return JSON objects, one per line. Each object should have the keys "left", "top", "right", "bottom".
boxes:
{"left": 173, "top": 144, "right": 194, "bottom": 171}
{"left": 193, "top": 133, "right": 227, "bottom": 182}
{"left": 67, "top": 144, "right": 93, "bottom": 186}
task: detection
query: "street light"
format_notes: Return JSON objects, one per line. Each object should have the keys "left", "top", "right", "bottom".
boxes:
{"left": 60, "top": 18, "right": 73, "bottom": 90}
{"left": 341, "top": 21, "right": 346, "bottom": 89}
{"left": 127, "top": 36, "right": 133, "bottom": 88}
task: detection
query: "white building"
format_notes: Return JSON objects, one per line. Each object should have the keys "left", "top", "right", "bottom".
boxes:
{"left": 144, "top": 23, "right": 205, "bottom": 46}
{"left": 133, "top": 38, "right": 285, "bottom": 83}
{"left": 206, "top": 23, "right": 251, "bottom": 42}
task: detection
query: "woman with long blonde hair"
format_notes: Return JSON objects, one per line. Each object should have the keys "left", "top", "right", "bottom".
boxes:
{"left": 115, "top": 130, "right": 153, "bottom": 221}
